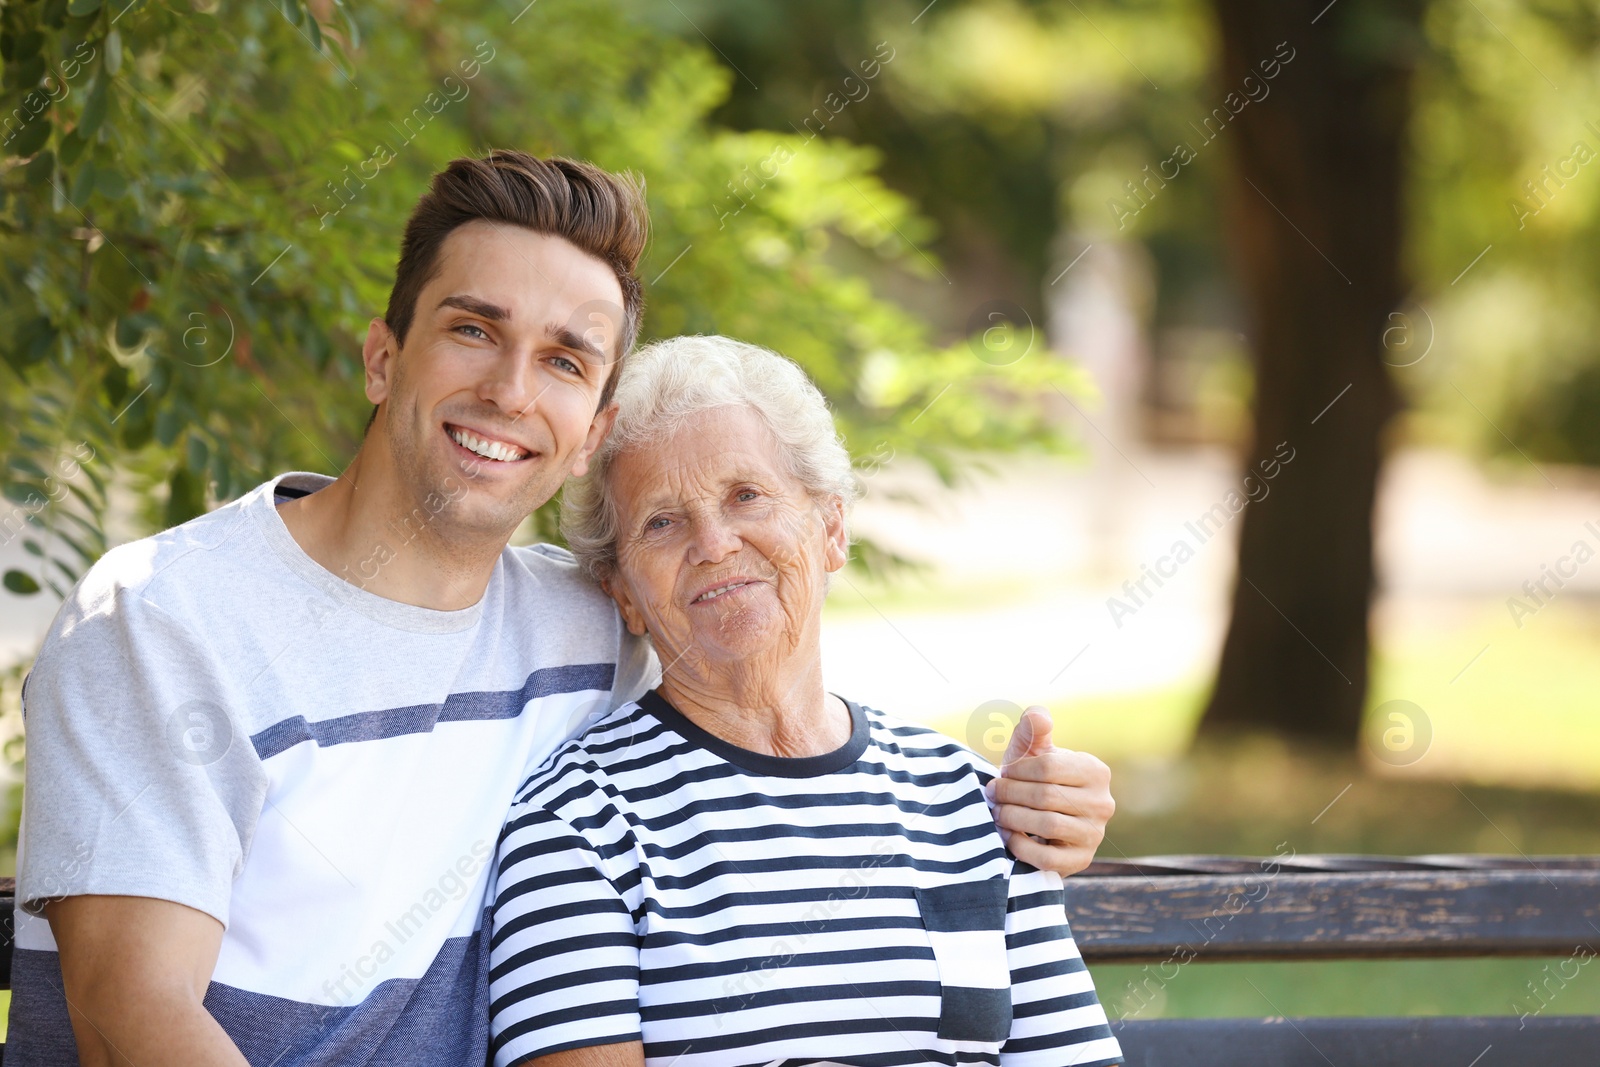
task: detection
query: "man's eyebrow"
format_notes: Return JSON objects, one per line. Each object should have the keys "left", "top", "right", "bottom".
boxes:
{"left": 546, "top": 322, "right": 609, "bottom": 366}
{"left": 437, "top": 294, "right": 511, "bottom": 321}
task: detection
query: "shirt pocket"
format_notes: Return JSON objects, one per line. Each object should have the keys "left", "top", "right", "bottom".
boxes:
{"left": 914, "top": 878, "right": 1011, "bottom": 1044}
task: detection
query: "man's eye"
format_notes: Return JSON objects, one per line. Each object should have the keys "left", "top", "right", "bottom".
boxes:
{"left": 550, "top": 354, "right": 582, "bottom": 375}
{"left": 454, "top": 324, "right": 490, "bottom": 341}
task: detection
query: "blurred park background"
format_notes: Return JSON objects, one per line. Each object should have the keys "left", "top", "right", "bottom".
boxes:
{"left": 4, "top": 0, "right": 1600, "bottom": 1028}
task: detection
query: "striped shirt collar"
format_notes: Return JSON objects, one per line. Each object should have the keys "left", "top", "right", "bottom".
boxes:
{"left": 639, "top": 688, "right": 869, "bottom": 777}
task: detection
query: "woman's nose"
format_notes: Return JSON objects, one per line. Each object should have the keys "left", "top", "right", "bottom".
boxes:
{"left": 688, "top": 515, "right": 741, "bottom": 565}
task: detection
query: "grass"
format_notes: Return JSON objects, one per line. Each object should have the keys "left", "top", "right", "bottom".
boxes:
{"left": 1367, "top": 597, "right": 1600, "bottom": 790}
{"left": 1093, "top": 957, "right": 1600, "bottom": 1022}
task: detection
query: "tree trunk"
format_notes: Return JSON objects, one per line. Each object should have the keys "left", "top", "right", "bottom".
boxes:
{"left": 1198, "top": 0, "right": 1419, "bottom": 743}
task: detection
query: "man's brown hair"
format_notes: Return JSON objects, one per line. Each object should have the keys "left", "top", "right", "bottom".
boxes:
{"left": 383, "top": 151, "right": 649, "bottom": 409}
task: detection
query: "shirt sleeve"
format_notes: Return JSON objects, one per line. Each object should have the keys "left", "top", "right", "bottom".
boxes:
{"left": 609, "top": 628, "right": 659, "bottom": 709}
{"left": 1001, "top": 864, "right": 1124, "bottom": 1067}
{"left": 17, "top": 586, "right": 267, "bottom": 925}
{"left": 488, "top": 794, "right": 642, "bottom": 1067}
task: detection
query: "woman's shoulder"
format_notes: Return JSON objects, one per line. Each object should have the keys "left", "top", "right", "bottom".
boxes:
{"left": 511, "top": 699, "right": 669, "bottom": 808}
{"left": 854, "top": 701, "right": 1001, "bottom": 778}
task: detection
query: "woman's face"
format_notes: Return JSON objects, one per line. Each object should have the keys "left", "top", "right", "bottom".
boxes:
{"left": 604, "top": 405, "right": 847, "bottom": 677}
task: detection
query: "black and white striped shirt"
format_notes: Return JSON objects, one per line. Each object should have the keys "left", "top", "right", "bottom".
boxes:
{"left": 488, "top": 690, "right": 1123, "bottom": 1067}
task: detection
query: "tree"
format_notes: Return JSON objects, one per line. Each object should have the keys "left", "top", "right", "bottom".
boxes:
{"left": 1195, "top": 0, "right": 1421, "bottom": 742}
{"left": 684, "top": 0, "right": 1214, "bottom": 346}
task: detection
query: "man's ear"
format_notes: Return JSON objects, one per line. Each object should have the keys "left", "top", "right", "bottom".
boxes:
{"left": 601, "top": 572, "right": 648, "bottom": 637}
{"left": 363, "top": 319, "right": 400, "bottom": 406}
{"left": 820, "top": 494, "right": 849, "bottom": 573}
{"left": 571, "top": 402, "right": 619, "bottom": 478}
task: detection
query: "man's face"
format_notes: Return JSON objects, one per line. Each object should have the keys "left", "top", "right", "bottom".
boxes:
{"left": 365, "top": 221, "right": 624, "bottom": 539}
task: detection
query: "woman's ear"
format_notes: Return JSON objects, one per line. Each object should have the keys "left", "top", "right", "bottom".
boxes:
{"left": 601, "top": 573, "right": 649, "bottom": 637}
{"left": 820, "top": 494, "right": 848, "bottom": 573}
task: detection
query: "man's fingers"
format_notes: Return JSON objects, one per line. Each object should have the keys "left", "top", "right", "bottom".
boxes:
{"left": 991, "top": 777, "right": 1115, "bottom": 825}
{"left": 994, "top": 804, "right": 1106, "bottom": 850}
{"left": 1000, "top": 705, "right": 1055, "bottom": 767}
{"left": 1003, "top": 826, "right": 1097, "bottom": 878}
{"left": 1002, "top": 748, "right": 1111, "bottom": 786}
{"left": 997, "top": 748, "right": 1113, "bottom": 793}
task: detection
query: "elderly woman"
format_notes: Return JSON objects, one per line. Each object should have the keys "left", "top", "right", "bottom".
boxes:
{"left": 487, "top": 336, "right": 1123, "bottom": 1067}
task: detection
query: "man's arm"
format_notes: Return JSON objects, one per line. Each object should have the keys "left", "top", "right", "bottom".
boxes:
{"left": 532, "top": 1041, "right": 645, "bottom": 1067}
{"left": 46, "top": 895, "right": 250, "bottom": 1067}
{"left": 991, "top": 706, "right": 1115, "bottom": 876}
{"left": 16, "top": 587, "right": 265, "bottom": 1059}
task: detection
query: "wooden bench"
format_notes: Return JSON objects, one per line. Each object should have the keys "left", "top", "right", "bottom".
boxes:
{"left": 0, "top": 857, "right": 1594, "bottom": 1063}
{"left": 1067, "top": 854, "right": 1600, "bottom": 1065}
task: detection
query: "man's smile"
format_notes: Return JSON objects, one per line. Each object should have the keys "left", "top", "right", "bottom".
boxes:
{"left": 444, "top": 422, "right": 532, "bottom": 464}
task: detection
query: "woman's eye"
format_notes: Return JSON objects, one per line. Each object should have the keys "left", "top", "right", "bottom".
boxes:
{"left": 646, "top": 516, "right": 672, "bottom": 532}
{"left": 736, "top": 490, "right": 759, "bottom": 503}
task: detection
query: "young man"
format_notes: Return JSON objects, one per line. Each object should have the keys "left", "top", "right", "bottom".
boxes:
{"left": 8, "top": 151, "right": 1116, "bottom": 1067}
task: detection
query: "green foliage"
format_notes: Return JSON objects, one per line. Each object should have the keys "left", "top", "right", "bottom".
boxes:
{"left": 688, "top": 0, "right": 1216, "bottom": 329}
{"left": 697, "top": 0, "right": 1600, "bottom": 468}
{"left": 1402, "top": 0, "right": 1600, "bottom": 463}
{"left": 0, "top": 0, "right": 1081, "bottom": 599}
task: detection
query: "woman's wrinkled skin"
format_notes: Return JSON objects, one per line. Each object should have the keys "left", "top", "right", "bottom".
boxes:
{"left": 603, "top": 404, "right": 852, "bottom": 757}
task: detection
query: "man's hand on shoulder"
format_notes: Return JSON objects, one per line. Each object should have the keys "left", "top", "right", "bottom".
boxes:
{"left": 989, "top": 706, "right": 1115, "bottom": 876}
{"left": 46, "top": 895, "right": 250, "bottom": 1067}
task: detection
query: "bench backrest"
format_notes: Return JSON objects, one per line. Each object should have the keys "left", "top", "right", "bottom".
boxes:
{"left": 1065, "top": 855, "right": 1600, "bottom": 1066}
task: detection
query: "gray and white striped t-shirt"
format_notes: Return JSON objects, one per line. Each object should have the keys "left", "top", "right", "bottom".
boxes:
{"left": 10, "top": 472, "right": 654, "bottom": 1066}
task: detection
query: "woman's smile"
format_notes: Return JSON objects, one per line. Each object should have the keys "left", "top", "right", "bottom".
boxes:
{"left": 689, "top": 577, "right": 761, "bottom": 605}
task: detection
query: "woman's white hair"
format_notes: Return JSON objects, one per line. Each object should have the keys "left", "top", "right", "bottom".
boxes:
{"left": 561, "top": 334, "right": 859, "bottom": 582}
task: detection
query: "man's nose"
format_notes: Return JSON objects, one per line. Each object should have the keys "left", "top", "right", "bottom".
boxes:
{"left": 477, "top": 352, "right": 542, "bottom": 418}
